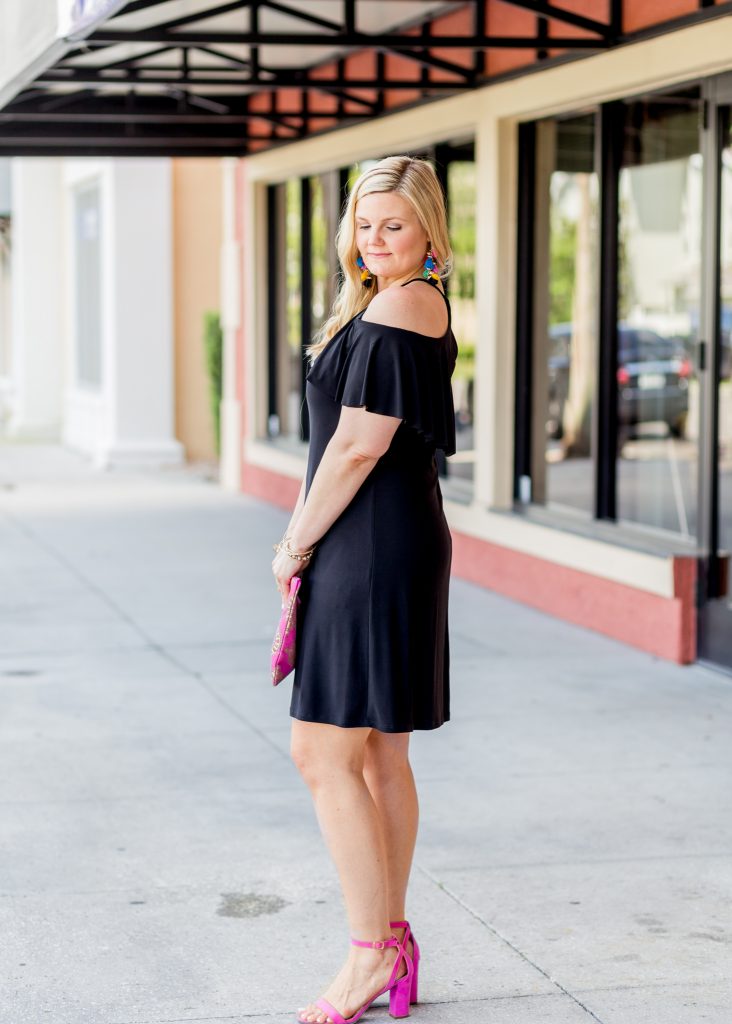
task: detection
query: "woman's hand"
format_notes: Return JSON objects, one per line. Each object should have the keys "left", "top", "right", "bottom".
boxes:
{"left": 272, "top": 543, "right": 310, "bottom": 603}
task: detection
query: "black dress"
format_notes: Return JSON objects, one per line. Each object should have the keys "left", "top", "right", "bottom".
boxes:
{"left": 290, "top": 279, "right": 458, "bottom": 733}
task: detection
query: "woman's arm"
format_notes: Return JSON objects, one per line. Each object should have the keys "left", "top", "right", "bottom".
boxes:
{"left": 284, "top": 474, "right": 307, "bottom": 540}
{"left": 286, "top": 404, "right": 402, "bottom": 553}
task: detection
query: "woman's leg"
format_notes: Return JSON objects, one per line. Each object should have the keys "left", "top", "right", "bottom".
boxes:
{"left": 363, "top": 732, "right": 419, "bottom": 943}
{"left": 291, "top": 720, "right": 406, "bottom": 1024}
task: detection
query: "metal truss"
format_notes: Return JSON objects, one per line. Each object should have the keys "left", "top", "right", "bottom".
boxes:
{"left": 0, "top": 0, "right": 730, "bottom": 156}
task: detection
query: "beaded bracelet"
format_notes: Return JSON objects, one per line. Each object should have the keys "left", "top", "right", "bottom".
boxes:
{"left": 272, "top": 534, "right": 316, "bottom": 561}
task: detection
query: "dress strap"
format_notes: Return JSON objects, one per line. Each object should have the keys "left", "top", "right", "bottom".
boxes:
{"left": 400, "top": 277, "right": 451, "bottom": 335}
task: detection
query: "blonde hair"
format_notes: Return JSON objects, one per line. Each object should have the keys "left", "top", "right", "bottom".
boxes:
{"left": 306, "top": 155, "right": 452, "bottom": 362}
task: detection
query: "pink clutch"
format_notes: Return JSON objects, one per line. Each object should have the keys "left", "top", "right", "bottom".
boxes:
{"left": 271, "top": 575, "right": 302, "bottom": 685}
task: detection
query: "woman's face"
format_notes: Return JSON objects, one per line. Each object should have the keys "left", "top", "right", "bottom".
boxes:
{"left": 354, "top": 191, "right": 429, "bottom": 287}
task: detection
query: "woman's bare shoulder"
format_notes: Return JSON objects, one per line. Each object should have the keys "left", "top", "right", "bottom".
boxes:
{"left": 361, "top": 282, "right": 447, "bottom": 338}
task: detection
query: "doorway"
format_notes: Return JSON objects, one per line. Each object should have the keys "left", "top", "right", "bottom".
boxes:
{"left": 697, "top": 75, "right": 732, "bottom": 673}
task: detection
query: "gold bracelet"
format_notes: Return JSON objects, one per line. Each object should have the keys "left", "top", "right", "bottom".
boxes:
{"left": 282, "top": 537, "right": 316, "bottom": 561}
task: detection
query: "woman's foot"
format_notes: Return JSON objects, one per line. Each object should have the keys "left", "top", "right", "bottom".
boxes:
{"left": 297, "top": 943, "right": 408, "bottom": 1024}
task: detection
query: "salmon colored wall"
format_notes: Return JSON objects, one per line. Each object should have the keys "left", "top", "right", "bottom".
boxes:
{"left": 623, "top": 0, "right": 697, "bottom": 34}
{"left": 171, "top": 159, "right": 222, "bottom": 462}
{"left": 451, "top": 530, "right": 697, "bottom": 665}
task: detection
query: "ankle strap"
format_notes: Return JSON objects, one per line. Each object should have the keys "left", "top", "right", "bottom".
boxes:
{"left": 351, "top": 935, "right": 399, "bottom": 950}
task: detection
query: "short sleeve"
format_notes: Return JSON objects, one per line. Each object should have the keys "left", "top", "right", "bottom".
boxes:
{"left": 306, "top": 318, "right": 457, "bottom": 456}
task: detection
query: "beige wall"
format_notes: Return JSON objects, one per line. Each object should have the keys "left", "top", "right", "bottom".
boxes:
{"left": 172, "top": 159, "right": 222, "bottom": 463}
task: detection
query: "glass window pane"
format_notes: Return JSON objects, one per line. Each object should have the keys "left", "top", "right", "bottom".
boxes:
{"left": 269, "top": 177, "right": 303, "bottom": 441}
{"left": 447, "top": 159, "right": 476, "bottom": 490}
{"left": 616, "top": 89, "right": 702, "bottom": 538}
{"left": 533, "top": 113, "right": 599, "bottom": 516}
{"left": 310, "top": 173, "right": 339, "bottom": 335}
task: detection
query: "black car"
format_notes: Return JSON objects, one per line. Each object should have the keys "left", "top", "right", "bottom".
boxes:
{"left": 547, "top": 323, "right": 691, "bottom": 440}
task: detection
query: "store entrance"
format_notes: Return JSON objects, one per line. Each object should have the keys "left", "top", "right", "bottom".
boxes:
{"left": 698, "top": 81, "right": 732, "bottom": 673}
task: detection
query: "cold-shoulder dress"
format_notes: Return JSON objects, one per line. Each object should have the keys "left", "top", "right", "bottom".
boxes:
{"left": 290, "top": 279, "right": 458, "bottom": 733}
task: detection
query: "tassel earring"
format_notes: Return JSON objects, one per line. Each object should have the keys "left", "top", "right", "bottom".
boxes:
{"left": 356, "top": 254, "right": 374, "bottom": 287}
{"left": 423, "top": 247, "right": 440, "bottom": 283}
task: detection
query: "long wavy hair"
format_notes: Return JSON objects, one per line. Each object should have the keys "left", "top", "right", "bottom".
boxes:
{"left": 306, "top": 156, "right": 453, "bottom": 363}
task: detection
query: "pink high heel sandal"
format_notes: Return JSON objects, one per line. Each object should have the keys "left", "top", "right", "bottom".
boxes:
{"left": 296, "top": 934, "right": 413, "bottom": 1024}
{"left": 390, "top": 921, "right": 420, "bottom": 1005}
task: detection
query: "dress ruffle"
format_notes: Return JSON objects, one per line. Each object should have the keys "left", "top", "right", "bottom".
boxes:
{"left": 305, "top": 313, "right": 458, "bottom": 456}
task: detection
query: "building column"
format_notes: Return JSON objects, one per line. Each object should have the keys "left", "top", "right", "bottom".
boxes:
{"left": 7, "top": 157, "right": 64, "bottom": 439}
{"left": 62, "top": 157, "right": 184, "bottom": 468}
{"left": 219, "top": 157, "right": 242, "bottom": 490}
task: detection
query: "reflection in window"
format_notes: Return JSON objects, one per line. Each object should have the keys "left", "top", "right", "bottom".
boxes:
{"left": 270, "top": 178, "right": 303, "bottom": 441}
{"left": 533, "top": 113, "right": 599, "bottom": 515}
{"left": 310, "top": 173, "right": 339, "bottom": 336}
{"left": 447, "top": 160, "right": 476, "bottom": 488}
{"left": 616, "top": 90, "right": 702, "bottom": 538}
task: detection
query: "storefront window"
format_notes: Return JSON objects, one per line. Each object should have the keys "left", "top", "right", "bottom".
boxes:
{"left": 310, "top": 172, "right": 340, "bottom": 336}
{"left": 532, "top": 113, "right": 599, "bottom": 515}
{"left": 616, "top": 90, "right": 702, "bottom": 538}
{"left": 265, "top": 177, "right": 304, "bottom": 442}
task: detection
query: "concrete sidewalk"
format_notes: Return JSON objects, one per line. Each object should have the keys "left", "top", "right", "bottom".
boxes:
{"left": 1, "top": 442, "right": 730, "bottom": 1024}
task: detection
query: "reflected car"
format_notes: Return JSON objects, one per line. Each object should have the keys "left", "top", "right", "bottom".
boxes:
{"left": 616, "top": 327, "right": 690, "bottom": 437}
{"left": 547, "top": 323, "right": 691, "bottom": 439}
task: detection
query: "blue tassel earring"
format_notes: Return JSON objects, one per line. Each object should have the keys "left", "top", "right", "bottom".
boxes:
{"left": 423, "top": 247, "right": 439, "bottom": 283}
{"left": 356, "top": 254, "right": 374, "bottom": 287}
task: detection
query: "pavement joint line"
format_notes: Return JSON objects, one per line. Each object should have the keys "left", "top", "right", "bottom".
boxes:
{"left": 184, "top": 671, "right": 290, "bottom": 762}
{"left": 416, "top": 863, "right": 609, "bottom": 1024}
{"left": 1, "top": 506, "right": 288, "bottom": 761}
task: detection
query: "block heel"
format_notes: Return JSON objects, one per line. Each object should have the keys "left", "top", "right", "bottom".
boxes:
{"left": 390, "top": 920, "right": 421, "bottom": 1006}
{"left": 389, "top": 971, "right": 412, "bottom": 1019}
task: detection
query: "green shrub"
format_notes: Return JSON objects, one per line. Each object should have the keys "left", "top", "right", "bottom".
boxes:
{"left": 203, "top": 311, "right": 223, "bottom": 455}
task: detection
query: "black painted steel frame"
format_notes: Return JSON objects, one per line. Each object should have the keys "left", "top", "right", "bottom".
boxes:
{"left": 595, "top": 101, "right": 623, "bottom": 521}
{"left": 513, "top": 120, "right": 535, "bottom": 501}
{"left": 266, "top": 183, "right": 278, "bottom": 433}
{"left": 1, "top": 0, "right": 731, "bottom": 155}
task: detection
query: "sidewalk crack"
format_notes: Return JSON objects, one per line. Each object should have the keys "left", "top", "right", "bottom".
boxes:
{"left": 417, "top": 863, "right": 608, "bottom": 1024}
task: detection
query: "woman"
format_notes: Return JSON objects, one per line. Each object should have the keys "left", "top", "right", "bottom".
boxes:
{"left": 272, "top": 155, "right": 458, "bottom": 1024}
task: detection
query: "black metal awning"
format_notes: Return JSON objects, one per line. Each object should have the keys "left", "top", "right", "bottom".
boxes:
{"left": 0, "top": 0, "right": 731, "bottom": 157}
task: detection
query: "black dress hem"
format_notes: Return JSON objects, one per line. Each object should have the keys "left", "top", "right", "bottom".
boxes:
{"left": 289, "top": 711, "right": 450, "bottom": 734}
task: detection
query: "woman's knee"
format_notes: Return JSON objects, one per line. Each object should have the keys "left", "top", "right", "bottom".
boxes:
{"left": 290, "top": 733, "right": 323, "bottom": 787}
{"left": 290, "top": 722, "right": 367, "bottom": 789}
